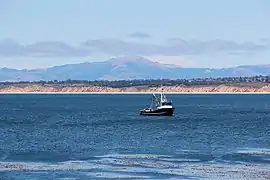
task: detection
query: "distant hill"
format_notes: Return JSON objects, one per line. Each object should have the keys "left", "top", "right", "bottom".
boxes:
{"left": 0, "top": 56, "right": 270, "bottom": 81}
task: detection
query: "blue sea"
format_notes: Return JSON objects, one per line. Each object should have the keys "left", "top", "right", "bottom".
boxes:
{"left": 0, "top": 94, "right": 269, "bottom": 180}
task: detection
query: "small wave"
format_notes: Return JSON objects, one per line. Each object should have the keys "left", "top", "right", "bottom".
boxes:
{"left": 159, "top": 158, "right": 201, "bottom": 162}
{"left": 94, "top": 158, "right": 182, "bottom": 169}
{"left": 1, "top": 153, "right": 270, "bottom": 180}
{"left": 86, "top": 172, "right": 151, "bottom": 179}
{"left": 236, "top": 148, "right": 270, "bottom": 155}
{"left": 221, "top": 148, "right": 270, "bottom": 164}
{"left": 94, "top": 153, "right": 172, "bottom": 159}
{"left": 175, "top": 149, "right": 199, "bottom": 153}
{"left": 177, "top": 149, "right": 199, "bottom": 152}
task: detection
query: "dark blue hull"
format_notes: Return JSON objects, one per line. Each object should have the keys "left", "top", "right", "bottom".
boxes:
{"left": 140, "top": 108, "right": 175, "bottom": 116}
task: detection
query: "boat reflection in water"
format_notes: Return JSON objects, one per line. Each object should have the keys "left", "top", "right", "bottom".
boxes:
{"left": 140, "top": 93, "right": 175, "bottom": 116}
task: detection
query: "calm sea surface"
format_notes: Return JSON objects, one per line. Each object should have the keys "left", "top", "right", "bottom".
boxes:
{"left": 0, "top": 94, "right": 269, "bottom": 180}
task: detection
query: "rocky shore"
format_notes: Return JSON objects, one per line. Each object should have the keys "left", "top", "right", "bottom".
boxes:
{"left": 0, "top": 83, "right": 270, "bottom": 93}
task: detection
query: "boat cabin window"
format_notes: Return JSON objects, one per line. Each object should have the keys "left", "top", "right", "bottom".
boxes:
{"left": 162, "top": 102, "right": 172, "bottom": 105}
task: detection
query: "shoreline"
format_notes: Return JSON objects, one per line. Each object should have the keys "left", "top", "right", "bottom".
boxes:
{"left": 1, "top": 92, "right": 270, "bottom": 94}
{"left": 0, "top": 83, "right": 270, "bottom": 94}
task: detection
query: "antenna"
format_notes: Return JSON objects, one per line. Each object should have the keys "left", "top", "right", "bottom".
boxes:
{"left": 161, "top": 76, "right": 163, "bottom": 93}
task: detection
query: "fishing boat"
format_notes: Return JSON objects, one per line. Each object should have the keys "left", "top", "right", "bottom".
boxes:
{"left": 140, "top": 92, "right": 175, "bottom": 116}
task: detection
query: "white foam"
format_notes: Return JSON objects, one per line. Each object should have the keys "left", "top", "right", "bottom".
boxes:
{"left": 176, "top": 149, "right": 199, "bottom": 153}
{"left": 95, "top": 153, "right": 172, "bottom": 159}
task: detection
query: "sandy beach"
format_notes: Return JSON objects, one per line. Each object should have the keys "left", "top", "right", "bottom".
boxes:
{"left": 0, "top": 84, "right": 270, "bottom": 94}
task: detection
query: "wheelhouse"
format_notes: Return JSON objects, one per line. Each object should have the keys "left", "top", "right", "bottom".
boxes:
{"left": 161, "top": 101, "right": 172, "bottom": 106}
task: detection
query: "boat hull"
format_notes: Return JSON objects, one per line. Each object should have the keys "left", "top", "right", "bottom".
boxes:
{"left": 140, "top": 108, "right": 175, "bottom": 116}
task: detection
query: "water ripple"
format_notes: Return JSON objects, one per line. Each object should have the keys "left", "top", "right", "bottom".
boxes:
{"left": 0, "top": 153, "right": 269, "bottom": 179}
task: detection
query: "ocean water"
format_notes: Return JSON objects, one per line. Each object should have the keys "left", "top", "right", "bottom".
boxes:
{"left": 0, "top": 94, "right": 269, "bottom": 180}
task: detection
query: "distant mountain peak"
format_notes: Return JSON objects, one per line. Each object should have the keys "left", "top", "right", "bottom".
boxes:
{"left": 108, "top": 56, "right": 151, "bottom": 63}
{"left": 0, "top": 56, "right": 270, "bottom": 81}
{"left": 107, "top": 56, "right": 165, "bottom": 69}
{"left": 162, "top": 64, "right": 182, "bottom": 68}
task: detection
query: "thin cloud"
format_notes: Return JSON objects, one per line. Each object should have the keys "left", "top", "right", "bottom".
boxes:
{"left": 0, "top": 38, "right": 269, "bottom": 58}
{"left": 259, "top": 38, "right": 270, "bottom": 43}
{"left": 0, "top": 39, "right": 90, "bottom": 57}
{"left": 83, "top": 38, "right": 160, "bottom": 56}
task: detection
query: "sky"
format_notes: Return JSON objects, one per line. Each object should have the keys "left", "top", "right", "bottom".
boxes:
{"left": 0, "top": 0, "right": 270, "bottom": 69}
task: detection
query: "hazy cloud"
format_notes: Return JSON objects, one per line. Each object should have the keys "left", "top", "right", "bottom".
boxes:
{"left": 26, "top": 41, "right": 90, "bottom": 57}
{"left": 165, "top": 38, "right": 267, "bottom": 54}
{"left": 0, "top": 38, "right": 27, "bottom": 57}
{"left": 0, "top": 39, "right": 90, "bottom": 57}
{"left": 0, "top": 38, "right": 269, "bottom": 58}
{"left": 83, "top": 38, "right": 160, "bottom": 56}
{"left": 128, "top": 32, "right": 152, "bottom": 39}
{"left": 83, "top": 38, "right": 268, "bottom": 56}
{"left": 259, "top": 38, "right": 270, "bottom": 43}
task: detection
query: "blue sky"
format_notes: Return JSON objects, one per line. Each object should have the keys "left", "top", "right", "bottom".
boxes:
{"left": 0, "top": 0, "right": 270, "bottom": 69}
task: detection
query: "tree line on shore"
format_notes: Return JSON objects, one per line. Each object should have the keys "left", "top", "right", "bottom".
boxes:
{"left": 0, "top": 75, "right": 269, "bottom": 88}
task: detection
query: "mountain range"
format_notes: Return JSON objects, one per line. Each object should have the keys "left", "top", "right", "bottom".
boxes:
{"left": 0, "top": 56, "right": 270, "bottom": 82}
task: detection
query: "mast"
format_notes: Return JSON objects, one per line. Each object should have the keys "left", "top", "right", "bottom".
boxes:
{"left": 160, "top": 76, "right": 164, "bottom": 103}
{"left": 160, "top": 77, "right": 167, "bottom": 103}
{"left": 150, "top": 93, "right": 159, "bottom": 109}
{"left": 150, "top": 93, "right": 155, "bottom": 109}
